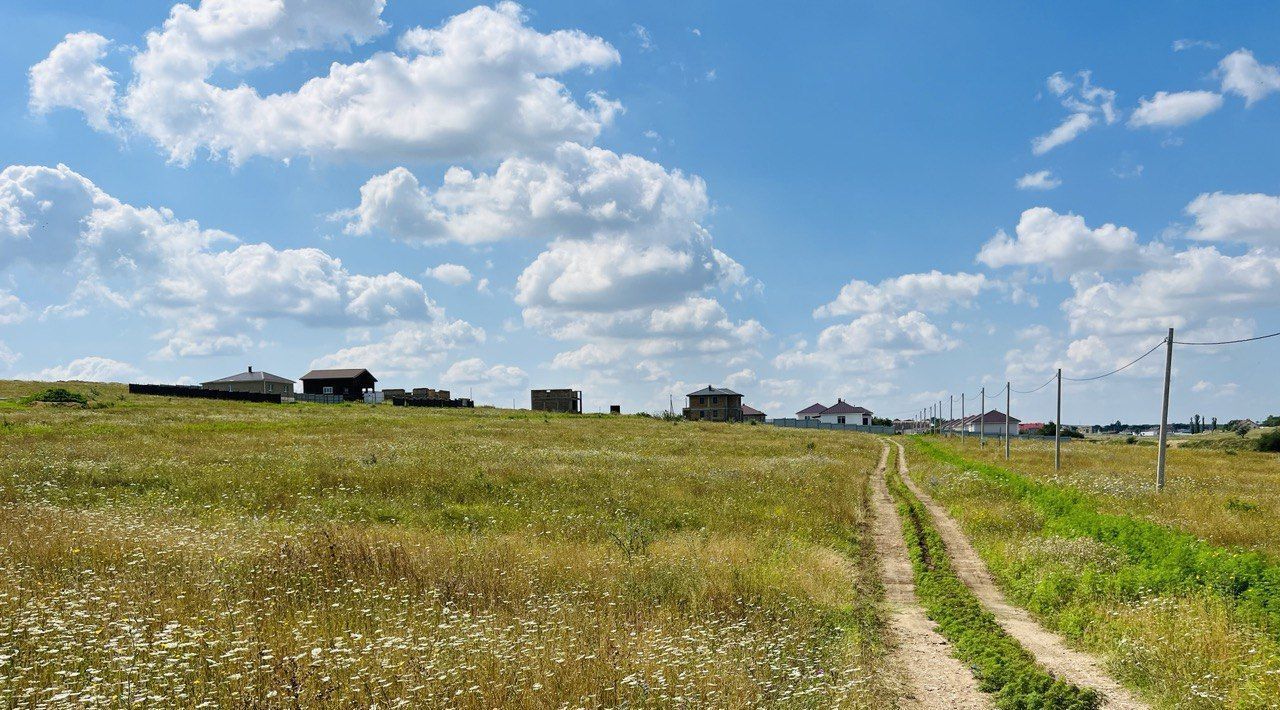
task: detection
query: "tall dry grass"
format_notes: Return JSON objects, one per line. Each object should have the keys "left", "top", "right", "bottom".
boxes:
{"left": 0, "top": 381, "right": 897, "bottom": 707}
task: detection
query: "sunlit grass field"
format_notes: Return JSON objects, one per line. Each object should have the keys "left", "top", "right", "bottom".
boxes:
{"left": 911, "top": 434, "right": 1280, "bottom": 708}
{"left": 0, "top": 381, "right": 896, "bottom": 708}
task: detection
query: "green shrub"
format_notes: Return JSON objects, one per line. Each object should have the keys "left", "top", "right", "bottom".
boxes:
{"left": 1259, "top": 430, "right": 1280, "bottom": 453}
{"left": 21, "top": 387, "right": 88, "bottom": 405}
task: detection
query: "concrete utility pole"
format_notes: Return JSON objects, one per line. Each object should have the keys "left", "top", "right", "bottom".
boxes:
{"left": 1054, "top": 368, "right": 1062, "bottom": 471}
{"left": 1157, "top": 328, "right": 1174, "bottom": 491}
{"left": 961, "top": 392, "right": 966, "bottom": 441}
{"left": 1004, "top": 382, "right": 1011, "bottom": 460}
{"left": 949, "top": 395, "right": 954, "bottom": 437}
{"left": 980, "top": 387, "right": 985, "bottom": 447}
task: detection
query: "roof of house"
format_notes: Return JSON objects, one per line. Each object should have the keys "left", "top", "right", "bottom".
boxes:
{"left": 203, "top": 368, "right": 293, "bottom": 385}
{"left": 741, "top": 404, "right": 765, "bottom": 416}
{"left": 959, "top": 409, "right": 1020, "bottom": 425}
{"left": 796, "top": 402, "right": 827, "bottom": 415}
{"left": 820, "top": 399, "right": 872, "bottom": 415}
{"left": 299, "top": 368, "right": 377, "bottom": 381}
{"left": 687, "top": 385, "right": 741, "bottom": 396}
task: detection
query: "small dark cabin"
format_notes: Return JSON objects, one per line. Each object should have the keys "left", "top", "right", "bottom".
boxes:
{"left": 299, "top": 368, "right": 378, "bottom": 401}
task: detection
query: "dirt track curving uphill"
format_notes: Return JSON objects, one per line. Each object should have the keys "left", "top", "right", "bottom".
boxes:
{"left": 868, "top": 442, "right": 988, "bottom": 709}
{"left": 890, "top": 440, "right": 1147, "bottom": 710}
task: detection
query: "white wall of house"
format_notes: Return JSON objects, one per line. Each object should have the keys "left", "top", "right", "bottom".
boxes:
{"left": 962, "top": 421, "right": 1019, "bottom": 436}
{"left": 819, "top": 412, "right": 872, "bottom": 426}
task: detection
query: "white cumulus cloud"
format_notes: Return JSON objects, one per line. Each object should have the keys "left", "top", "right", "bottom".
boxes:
{"left": 32, "top": 1, "right": 621, "bottom": 165}
{"left": 1127, "top": 90, "right": 1223, "bottom": 129}
{"left": 1218, "top": 49, "right": 1280, "bottom": 106}
{"left": 1185, "top": 191, "right": 1280, "bottom": 248}
{"left": 28, "top": 32, "right": 118, "bottom": 132}
{"left": 426, "top": 263, "right": 473, "bottom": 286}
{"left": 977, "top": 207, "right": 1153, "bottom": 278}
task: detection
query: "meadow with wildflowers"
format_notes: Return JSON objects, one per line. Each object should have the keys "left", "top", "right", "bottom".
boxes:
{"left": 910, "top": 435, "right": 1280, "bottom": 708}
{"left": 0, "top": 381, "right": 898, "bottom": 708}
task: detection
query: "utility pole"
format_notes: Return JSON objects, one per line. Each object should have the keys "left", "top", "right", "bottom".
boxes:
{"left": 1054, "top": 368, "right": 1062, "bottom": 471}
{"left": 949, "top": 395, "right": 954, "bottom": 437}
{"left": 961, "top": 392, "right": 966, "bottom": 441}
{"left": 1004, "top": 382, "right": 1011, "bottom": 460}
{"left": 1157, "top": 328, "right": 1174, "bottom": 491}
{"left": 980, "top": 387, "right": 985, "bottom": 447}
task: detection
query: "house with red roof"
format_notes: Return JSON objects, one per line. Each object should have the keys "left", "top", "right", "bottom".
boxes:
{"left": 796, "top": 402, "right": 826, "bottom": 421}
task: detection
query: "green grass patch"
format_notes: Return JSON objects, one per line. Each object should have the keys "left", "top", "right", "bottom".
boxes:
{"left": 884, "top": 460, "right": 1099, "bottom": 709}
{"left": 914, "top": 436, "right": 1280, "bottom": 636}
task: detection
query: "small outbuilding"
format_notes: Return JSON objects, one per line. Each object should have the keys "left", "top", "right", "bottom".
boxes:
{"left": 201, "top": 366, "right": 294, "bottom": 395}
{"left": 741, "top": 404, "right": 767, "bottom": 423}
{"left": 299, "top": 368, "right": 378, "bottom": 401}
{"left": 531, "top": 388, "right": 582, "bottom": 413}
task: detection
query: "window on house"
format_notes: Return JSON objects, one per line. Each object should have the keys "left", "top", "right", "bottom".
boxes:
{"left": 712, "top": 396, "right": 719, "bottom": 404}
{"left": 323, "top": 386, "right": 334, "bottom": 395}
{"left": 837, "top": 415, "right": 846, "bottom": 424}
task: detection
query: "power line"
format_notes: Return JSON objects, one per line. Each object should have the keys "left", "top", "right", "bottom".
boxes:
{"left": 1010, "top": 374, "right": 1056, "bottom": 395}
{"left": 1062, "top": 338, "right": 1167, "bottom": 382}
{"left": 1172, "top": 329, "right": 1280, "bottom": 346}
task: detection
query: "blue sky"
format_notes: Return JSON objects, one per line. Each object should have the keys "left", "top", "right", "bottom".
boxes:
{"left": 3, "top": 0, "right": 1279, "bottom": 423}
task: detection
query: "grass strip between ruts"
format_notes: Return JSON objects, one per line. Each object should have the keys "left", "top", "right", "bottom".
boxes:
{"left": 884, "top": 454, "right": 1099, "bottom": 710}
{"left": 912, "top": 436, "right": 1280, "bottom": 637}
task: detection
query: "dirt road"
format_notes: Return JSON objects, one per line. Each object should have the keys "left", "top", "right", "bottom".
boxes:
{"left": 868, "top": 442, "right": 988, "bottom": 709}
{"left": 890, "top": 439, "right": 1146, "bottom": 710}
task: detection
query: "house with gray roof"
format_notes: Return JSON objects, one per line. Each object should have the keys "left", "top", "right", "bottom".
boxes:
{"left": 201, "top": 366, "right": 294, "bottom": 395}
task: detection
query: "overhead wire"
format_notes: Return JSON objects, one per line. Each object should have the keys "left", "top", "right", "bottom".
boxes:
{"left": 1172, "top": 330, "right": 1280, "bottom": 346}
{"left": 1062, "top": 338, "right": 1167, "bottom": 382}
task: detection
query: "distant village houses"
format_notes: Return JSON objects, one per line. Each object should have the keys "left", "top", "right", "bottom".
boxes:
{"left": 794, "top": 400, "right": 874, "bottom": 425}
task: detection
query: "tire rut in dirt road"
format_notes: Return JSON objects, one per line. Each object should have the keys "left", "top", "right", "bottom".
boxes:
{"left": 891, "top": 440, "right": 1147, "bottom": 710}
{"left": 869, "top": 442, "right": 988, "bottom": 709}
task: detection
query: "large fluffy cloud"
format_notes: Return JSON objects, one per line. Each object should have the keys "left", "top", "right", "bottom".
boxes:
{"left": 1218, "top": 49, "right": 1280, "bottom": 106}
{"left": 1127, "top": 90, "right": 1223, "bottom": 129}
{"left": 309, "top": 319, "right": 485, "bottom": 377}
{"left": 31, "top": 1, "right": 621, "bottom": 165}
{"left": 0, "top": 163, "right": 457, "bottom": 358}
{"left": 1185, "top": 192, "right": 1280, "bottom": 248}
{"left": 814, "top": 271, "right": 991, "bottom": 318}
{"left": 776, "top": 311, "right": 958, "bottom": 373}
{"left": 339, "top": 143, "right": 709, "bottom": 245}
{"left": 977, "top": 207, "right": 1152, "bottom": 278}
{"left": 1063, "top": 248, "right": 1280, "bottom": 336}
{"left": 24, "top": 355, "right": 141, "bottom": 383}
{"left": 28, "top": 32, "right": 118, "bottom": 132}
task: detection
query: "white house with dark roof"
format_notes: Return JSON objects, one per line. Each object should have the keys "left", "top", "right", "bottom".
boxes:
{"left": 796, "top": 403, "right": 826, "bottom": 420}
{"left": 818, "top": 398, "right": 872, "bottom": 426}
{"left": 952, "top": 409, "right": 1020, "bottom": 436}
{"left": 201, "top": 366, "right": 294, "bottom": 395}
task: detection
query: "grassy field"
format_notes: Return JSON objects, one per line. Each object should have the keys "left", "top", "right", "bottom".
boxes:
{"left": 0, "top": 381, "right": 896, "bottom": 708}
{"left": 909, "top": 434, "right": 1280, "bottom": 708}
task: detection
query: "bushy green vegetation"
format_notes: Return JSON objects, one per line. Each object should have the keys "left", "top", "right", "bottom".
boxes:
{"left": 884, "top": 452, "right": 1098, "bottom": 709}
{"left": 19, "top": 386, "right": 88, "bottom": 405}
{"left": 0, "top": 380, "right": 896, "bottom": 707}
{"left": 1258, "top": 429, "right": 1280, "bottom": 453}
{"left": 911, "top": 435, "right": 1280, "bottom": 706}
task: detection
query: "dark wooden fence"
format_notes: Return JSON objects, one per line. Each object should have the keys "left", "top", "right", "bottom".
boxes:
{"left": 129, "top": 383, "right": 282, "bottom": 403}
{"left": 391, "top": 396, "right": 474, "bottom": 408}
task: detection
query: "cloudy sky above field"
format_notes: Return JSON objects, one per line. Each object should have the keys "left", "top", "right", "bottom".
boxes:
{"left": 3, "top": 0, "right": 1279, "bottom": 422}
